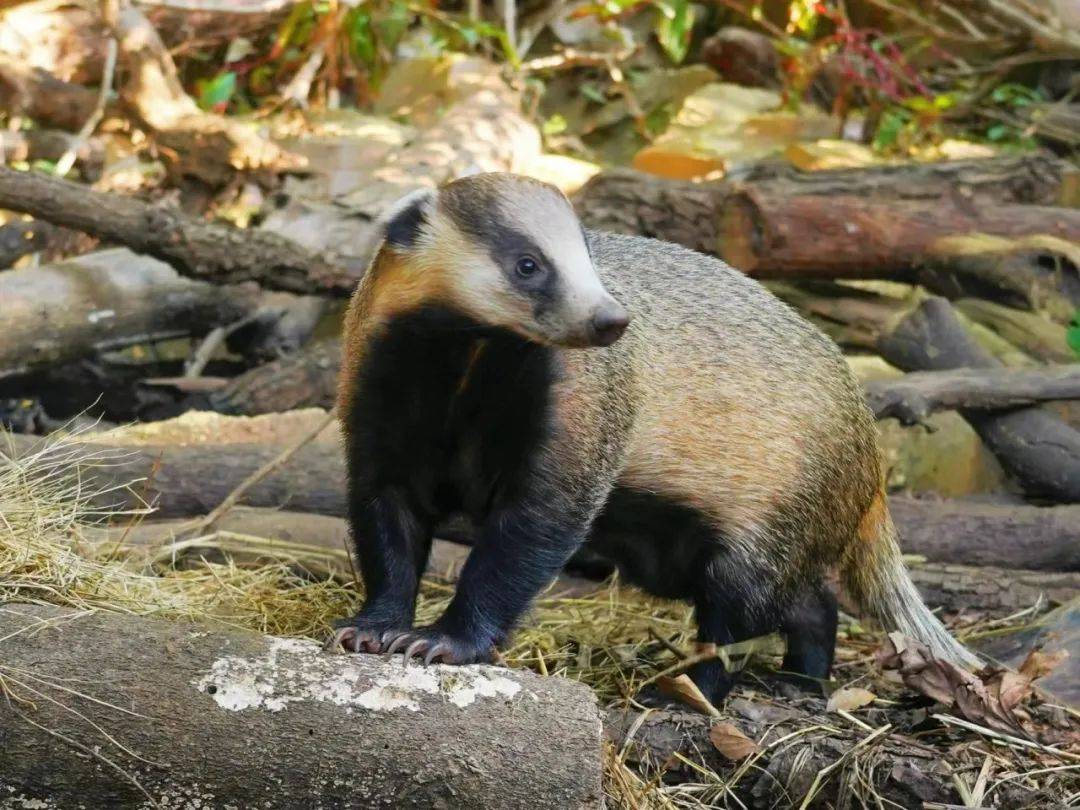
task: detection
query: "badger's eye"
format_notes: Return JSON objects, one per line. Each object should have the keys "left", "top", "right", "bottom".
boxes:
{"left": 515, "top": 256, "right": 540, "bottom": 278}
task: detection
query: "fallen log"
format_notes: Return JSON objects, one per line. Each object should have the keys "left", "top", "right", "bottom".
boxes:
{"left": 209, "top": 340, "right": 341, "bottom": 415}
{"left": 5, "top": 432, "right": 1077, "bottom": 570}
{"left": 0, "top": 603, "right": 604, "bottom": 809}
{"left": 906, "top": 562, "right": 1080, "bottom": 614}
{"left": 888, "top": 496, "right": 1080, "bottom": 571}
{"left": 953, "top": 297, "right": 1076, "bottom": 363}
{"left": 865, "top": 365, "right": 1080, "bottom": 426}
{"left": 718, "top": 191, "right": 1080, "bottom": 278}
{"left": 573, "top": 155, "right": 1078, "bottom": 249}
{"left": 0, "top": 248, "right": 262, "bottom": 379}
{"left": 0, "top": 166, "right": 353, "bottom": 296}
{"left": 879, "top": 297, "right": 1080, "bottom": 502}
{"left": 913, "top": 249, "right": 1080, "bottom": 326}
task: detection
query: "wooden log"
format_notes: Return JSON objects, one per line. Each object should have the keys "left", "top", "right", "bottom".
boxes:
{"left": 0, "top": 603, "right": 604, "bottom": 809}
{"left": 879, "top": 297, "right": 1080, "bottom": 502}
{"left": 209, "top": 340, "right": 341, "bottom": 415}
{"left": 865, "top": 365, "right": 1080, "bottom": 426}
{"left": 953, "top": 298, "right": 1076, "bottom": 363}
{"left": 0, "top": 167, "right": 353, "bottom": 296}
{"left": 905, "top": 562, "right": 1080, "bottom": 614}
{"left": 0, "top": 248, "right": 262, "bottom": 379}
{"left": 5, "top": 432, "right": 1078, "bottom": 570}
{"left": 573, "top": 170, "right": 726, "bottom": 254}
{"left": 718, "top": 191, "right": 1080, "bottom": 278}
{"left": 573, "top": 155, "right": 1078, "bottom": 250}
{"left": 888, "top": 496, "right": 1080, "bottom": 571}
{"left": 913, "top": 250, "right": 1080, "bottom": 326}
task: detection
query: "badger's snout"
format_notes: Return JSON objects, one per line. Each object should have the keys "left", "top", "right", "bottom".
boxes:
{"left": 588, "top": 302, "right": 630, "bottom": 347}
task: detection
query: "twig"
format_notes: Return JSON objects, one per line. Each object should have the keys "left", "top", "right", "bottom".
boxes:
{"left": 184, "top": 312, "right": 261, "bottom": 378}
{"left": 55, "top": 38, "right": 117, "bottom": 178}
{"left": 932, "top": 714, "right": 1080, "bottom": 762}
{"left": 193, "top": 410, "right": 336, "bottom": 533}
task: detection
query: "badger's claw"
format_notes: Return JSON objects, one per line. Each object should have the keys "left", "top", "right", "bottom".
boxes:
{"left": 382, "top": 627, "right": 494, "bottom": 666}
{"left": 324, "top": 615, "right": 411, "bottom": 654}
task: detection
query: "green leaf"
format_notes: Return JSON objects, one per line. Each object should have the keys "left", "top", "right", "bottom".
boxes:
{"left": 873, "top": 108, "right": 909, "bottom": 150}
{"left": 346, "top": 7, "right": 376, "bottom": 66}
{"left": 1068, "top": 311, "right": 1080, "bottom": 358}
{"left": 655, "top": 0, "right": 693, "bottom": 64}
{"left": 986, "top": 123, "right": 1010, "bottom": 142}
{"left": 197, "top": 71, "right": 236, "bottom": 112}
{"left": 542, "top": 114, "right": 568, "bottom": 136}
{"left": 580, "top": 82, "right": 606, "bottom": 104}
{"left": 374, "top": 0, "right": 411, "bottom": 55}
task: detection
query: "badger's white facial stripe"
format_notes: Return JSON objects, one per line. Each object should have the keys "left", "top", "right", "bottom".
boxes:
{"left": 407, "top": 173, "right": 627, "bottom": 346}
{"left": 491, "top": 190, "right": 611, "bottom": 324}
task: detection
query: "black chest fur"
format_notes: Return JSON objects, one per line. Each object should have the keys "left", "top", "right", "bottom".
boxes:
{"left": 345, "top": 307, "right": 555, "bottom": 522}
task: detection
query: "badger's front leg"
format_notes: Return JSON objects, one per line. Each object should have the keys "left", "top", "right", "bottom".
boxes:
{"left": 383, "top": 485, "right": 596, "bottom": 665}
{"left": 328, "top": 488, "right": 432, "bottom": 654}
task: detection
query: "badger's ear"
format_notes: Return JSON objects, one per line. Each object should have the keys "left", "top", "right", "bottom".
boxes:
{"left": 381, "top": 187, "right": 436, "bottom": 250}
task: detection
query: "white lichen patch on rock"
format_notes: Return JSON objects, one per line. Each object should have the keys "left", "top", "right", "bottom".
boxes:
{"left": 194, "top": 636, "right": 528, "bottom": 713}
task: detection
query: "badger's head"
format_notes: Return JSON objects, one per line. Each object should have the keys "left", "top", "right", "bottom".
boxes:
{"left": 373, "top": 173, "right": 629, "bottom": 348}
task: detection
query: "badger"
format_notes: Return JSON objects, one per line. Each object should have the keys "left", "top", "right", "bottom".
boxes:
{"left": 328, "top": 172, "right": 977, "bottom": 701}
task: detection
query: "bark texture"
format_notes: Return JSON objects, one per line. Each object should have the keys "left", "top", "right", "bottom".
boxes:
{"left": 905, "top": 563, "right": 1080, "bottom": 614}
{"left": 0, "top": 167, "right": 351, "bottom": 296}
{"left": 209, "top": 340, "right": 342, "bottom": 415}
{"left": 0, "top": 604, "right": 604, "bottom": 809}
{"left": 889, "top": 496, "right": 1080, "bottom": 571}
{"left": 573, "top": 155, "right": 1077, "bottom": 254}
{"left": 0, "top": 248, "right": 261, "bottom": 378}
{"left": 718, "top": 191, "right": 1080, "bottom": 277}
{"left": 865, "top": 365, "right": 1080, "bottom": 426}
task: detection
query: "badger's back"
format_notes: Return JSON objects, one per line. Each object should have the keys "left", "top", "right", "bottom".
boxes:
{"left": 575, "top": 231, "right": 881, "bottom": 581}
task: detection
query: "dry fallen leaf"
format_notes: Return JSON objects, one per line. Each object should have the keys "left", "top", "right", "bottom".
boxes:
{"left": 875, "top": 633, "right": 1033, "bottom": 736}
{"left": 826, "top": 686, "right": 876, "bottom": 713}
{"left": 1018, "top": 648, "right": 1068, "bottom": 682}
{"left": 656, "top": 674, "right": 720, "bottom": 717}
{"left": 709, "top": 722, "right": 760, "bottom": 761}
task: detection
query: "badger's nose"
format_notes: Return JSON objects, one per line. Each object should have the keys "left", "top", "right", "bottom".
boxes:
{"left": 589, "top": 303, "right": 630, "bottom": 347}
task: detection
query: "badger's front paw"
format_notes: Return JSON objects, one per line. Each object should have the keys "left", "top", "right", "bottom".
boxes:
{"left": 382, "top": 626, "right": 495, "bottom": 666}
{"left": 325, "top": 613, "right": 412, "bottom": 654}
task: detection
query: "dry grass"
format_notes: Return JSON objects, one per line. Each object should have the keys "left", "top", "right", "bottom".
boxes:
{"left": 2, "top": 431, "right": 1077, "bottom": 808}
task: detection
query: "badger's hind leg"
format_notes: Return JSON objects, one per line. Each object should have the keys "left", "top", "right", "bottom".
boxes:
{"left": 778, "top": 581, "right": 838, "bottom": 687}
{"left": 690, "top": 550, "right": 778, "bottom": 704}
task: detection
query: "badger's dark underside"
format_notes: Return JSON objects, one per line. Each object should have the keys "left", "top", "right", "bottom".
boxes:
{"left": 337, "top": 307, "right": 837, "bottom": 700}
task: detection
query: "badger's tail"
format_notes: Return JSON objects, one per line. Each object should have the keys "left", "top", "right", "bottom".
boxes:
{"left": 841, "top": 491, "right": 982, "bottom": 670}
